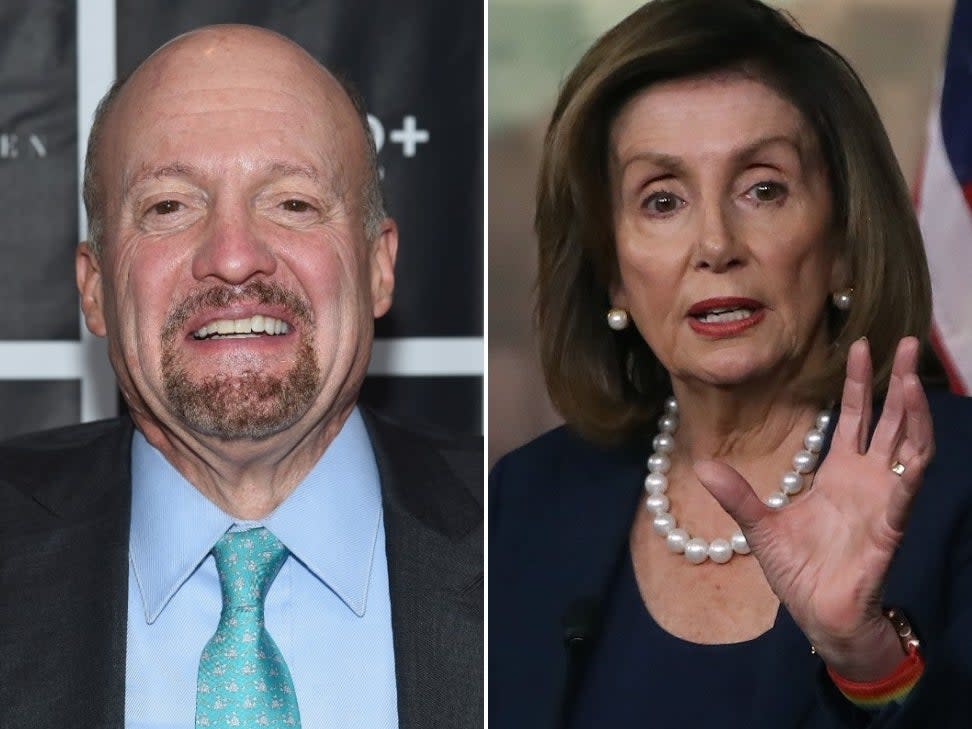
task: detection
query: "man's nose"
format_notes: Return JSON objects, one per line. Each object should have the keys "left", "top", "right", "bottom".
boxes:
{"left": 191, "top": 207, "right": 277, "bottom": 284}
{"left": 690, "top": 201, "right": 745, "bottom": 273}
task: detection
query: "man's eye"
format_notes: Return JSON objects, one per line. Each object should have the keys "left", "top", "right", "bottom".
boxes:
{"left": 747, "top": 181, "right": 787, "bottom": 203}
{"left": 642, "top": 191, "right": 684, "bottom": 215}
{"left": 282, "top": 199, "right": 312, "bottom": 213}
{"left": 152, "top": 200, "right": 182, "bottom": 215}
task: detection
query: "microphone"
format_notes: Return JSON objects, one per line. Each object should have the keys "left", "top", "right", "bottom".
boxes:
{"left": 564, "top": 598, "right": 600, "bottom": 647}
{"left": 558, "top": 598, "right": 601, "bottom": 729}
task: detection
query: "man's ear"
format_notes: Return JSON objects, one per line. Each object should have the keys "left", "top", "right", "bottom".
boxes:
{"left": 370, "top": 219, "right": 398, "bottom": 319}
{"left": 77, "top": 242, "right": 107, "bottom": 337}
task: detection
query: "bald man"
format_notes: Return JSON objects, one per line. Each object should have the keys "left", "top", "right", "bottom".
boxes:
{"left": 0, "top": 26, "right": 482, "bottom": 729}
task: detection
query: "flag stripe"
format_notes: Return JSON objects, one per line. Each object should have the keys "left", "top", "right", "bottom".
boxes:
{"left": 940, "top": 0, "right": 972, "bottom": 185}
{"left": 918, "top": 0, "right": 971, "bottom": 394}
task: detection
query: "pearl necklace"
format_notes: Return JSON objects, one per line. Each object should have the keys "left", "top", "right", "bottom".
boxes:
{"left": 645, "top": 396, "right": 833, "bottom": 565}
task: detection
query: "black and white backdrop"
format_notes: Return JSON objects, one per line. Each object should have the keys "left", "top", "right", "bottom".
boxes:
{"left": 0, "top": 1, "right": 483, "bottom": 439}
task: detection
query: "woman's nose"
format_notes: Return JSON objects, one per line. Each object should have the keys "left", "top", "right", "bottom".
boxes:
{"left": 691, "top": 202, "right": 744, "bottom": 272}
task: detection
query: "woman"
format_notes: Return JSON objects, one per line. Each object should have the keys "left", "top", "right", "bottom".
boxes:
{"left": 489, "top": 1, "right": 972, "bottom": 727}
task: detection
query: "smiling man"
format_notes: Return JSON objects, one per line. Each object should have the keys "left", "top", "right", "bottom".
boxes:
{"left": 0, "top": 25, "right": 482, "bottom": 729}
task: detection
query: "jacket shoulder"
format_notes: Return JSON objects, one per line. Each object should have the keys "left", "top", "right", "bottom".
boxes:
{"left": 489, "top": 425, "right": 644, "bottom": 527}
{"left": 363, "top": 409, "right": 483, "bottom": 540}
{"left": 0, "top": 417, "right": 133, "bottom": 528}
{"left": 0, "top": 416, "right": 131, "bottom": 454}
{"left": 492, "top": 425, "right": 639, "bottom": 488}
{"left": 0, "top": 417, "right": 132, "bottom": 475}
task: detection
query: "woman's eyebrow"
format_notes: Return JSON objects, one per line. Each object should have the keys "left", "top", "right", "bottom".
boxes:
{"left": 732, "top": 134, "right": 809, "bottom": 167}
{"left": 616, "top": 151, "right": 688, "bottom": 178}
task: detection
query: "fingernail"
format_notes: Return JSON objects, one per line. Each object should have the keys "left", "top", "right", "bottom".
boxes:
{"left": 857, "top": 336, "right": 868, "bottom": 343}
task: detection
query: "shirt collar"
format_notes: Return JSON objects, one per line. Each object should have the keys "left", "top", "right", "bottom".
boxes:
{"left": 129, "top": 408, "right": 382, "bottom": 623}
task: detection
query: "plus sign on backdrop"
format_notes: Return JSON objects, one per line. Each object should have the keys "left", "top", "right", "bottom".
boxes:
{"left": 0, "top": 0, "right": 482, "bottom": 439}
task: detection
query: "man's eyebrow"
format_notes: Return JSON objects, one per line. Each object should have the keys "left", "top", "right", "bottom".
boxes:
{"left": 124, "top": 162, "right": 200, "bottom": 194}
{"left": 263, "top": 162, "right": 321, "bottom": 184}
{"left": 125, "top": 161, "right": 322, "bottom": 191}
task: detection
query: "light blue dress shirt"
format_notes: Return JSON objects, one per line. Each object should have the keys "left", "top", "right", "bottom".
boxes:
{"left": 124, "top": 408, "right": 399, "bottom": 728}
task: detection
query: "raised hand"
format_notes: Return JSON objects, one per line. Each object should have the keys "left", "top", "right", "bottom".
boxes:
{"left": 694, "top": 337, "right": 934, "bottom": 680}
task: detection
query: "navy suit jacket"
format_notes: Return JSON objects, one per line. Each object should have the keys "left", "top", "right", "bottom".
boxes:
{"left": 490, "top": 390, "right": 972, "bottom": 728}
{"left": 0, "top": 410, "right": 483, "bottom": 729}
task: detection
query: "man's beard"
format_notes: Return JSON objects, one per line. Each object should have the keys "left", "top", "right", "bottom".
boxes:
{"left": 160, "top": 281, "right": 321, "bottom": 440}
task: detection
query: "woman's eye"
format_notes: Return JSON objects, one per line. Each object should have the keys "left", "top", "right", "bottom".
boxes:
{"left": 282, "top": 199, "right": 313, "bottom": 213}
{"left": 152, "top": 200, "right": 182, "bottom": 215}
{"left": 642, "top": 191, "right": 684, "bottom": 215}
{"left": 747, "top": 181, "right": 787, "bottom": 203}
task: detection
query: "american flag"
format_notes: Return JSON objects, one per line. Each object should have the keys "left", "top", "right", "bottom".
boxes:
{"left": 918, "top": 0, "right": 972, "bottom": 394}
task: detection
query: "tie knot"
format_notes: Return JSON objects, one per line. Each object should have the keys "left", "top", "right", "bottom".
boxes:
{"left": 212, "top": 527, "right": 289, "bottom": 609}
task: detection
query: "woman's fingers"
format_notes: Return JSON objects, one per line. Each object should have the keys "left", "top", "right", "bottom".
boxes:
{"left": 694, "top": 459, "right": 770, "bottom": 538}
{"left": 903, "top": 372, "right": 934, "bottom": 458}
{"left": 834, "top": 338, "right": 874, "bottom": 454}
{"left": 885, "top": 374, "right": 933, "bottom": 532}
{"left": 869, "top": 337, "right": 920, "bottom": 457}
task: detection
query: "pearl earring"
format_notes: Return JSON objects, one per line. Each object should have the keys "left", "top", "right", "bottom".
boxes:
{"left": 832, "top": 288, "right": 853, "bottom": 311}
{"left": 607, "top": 308, "right": 629, "bottom": 331}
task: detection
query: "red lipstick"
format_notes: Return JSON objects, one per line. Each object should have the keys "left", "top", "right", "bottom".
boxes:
{"left": 687, "top": 297, "right": 765, "bottom": 338}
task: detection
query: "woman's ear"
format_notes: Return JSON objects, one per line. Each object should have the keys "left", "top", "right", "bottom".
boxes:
{"left": 829, "top": 247, "right": 851, "bottom": 293}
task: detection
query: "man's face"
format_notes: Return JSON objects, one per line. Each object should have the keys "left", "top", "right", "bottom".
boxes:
{"left": 78, "top": 30, "right": 396, "bottom": 441}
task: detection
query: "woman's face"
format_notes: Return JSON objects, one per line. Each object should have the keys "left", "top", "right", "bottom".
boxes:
{"left": 609, "top": 74, "right": 845, "bottom": 392}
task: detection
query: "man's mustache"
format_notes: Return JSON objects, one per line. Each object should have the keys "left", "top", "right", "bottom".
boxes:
{"left": 160, "top": 280, "right": 312, "bottom": 344}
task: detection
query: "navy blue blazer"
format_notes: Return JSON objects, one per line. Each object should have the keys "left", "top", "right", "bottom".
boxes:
{"left": 490, "top": 390, "right": 972, "bottom": 728}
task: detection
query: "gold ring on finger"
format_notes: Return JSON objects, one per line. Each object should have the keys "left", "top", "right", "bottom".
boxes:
{"left": 890, "top": 461, "right": 906, "bottom": 477}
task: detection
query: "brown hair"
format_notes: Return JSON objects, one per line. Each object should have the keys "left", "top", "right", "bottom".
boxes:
{"left": 535, "top": 0, "right": 932, "bottom": 445}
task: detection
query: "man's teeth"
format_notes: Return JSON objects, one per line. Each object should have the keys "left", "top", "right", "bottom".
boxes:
{"left": 193, "top": 315, "right": 290, "bottom": 339}
{"left": 698, "top": 308, "right": 754, "bottom": 323}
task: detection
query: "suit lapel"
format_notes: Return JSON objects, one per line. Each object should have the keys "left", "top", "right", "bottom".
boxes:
{"left": 363, "top": 412, "right": 483, "bottom": 729}
{"left": 0, "top": 418, "right": 133, "bottom": 727}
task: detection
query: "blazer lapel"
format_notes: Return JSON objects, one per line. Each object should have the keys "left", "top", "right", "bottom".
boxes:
{"left": 0, "top": 418, "right": 133, "bottom": 728}
{"left": 550, "top": 440, "right": 643, "bottom": 727}
{"left": 363, "top": 412, "right": 483, "bottom": 729}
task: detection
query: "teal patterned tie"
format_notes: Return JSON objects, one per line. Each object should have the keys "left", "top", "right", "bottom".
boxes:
{"left": 195, "top": 527, "right": 301, "bottom": 728}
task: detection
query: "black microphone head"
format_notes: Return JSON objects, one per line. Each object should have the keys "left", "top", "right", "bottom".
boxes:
{"left": 562, "top": 597, "right": 601, "bottom": 645}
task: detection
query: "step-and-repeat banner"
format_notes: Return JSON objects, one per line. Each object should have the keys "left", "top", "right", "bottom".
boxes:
{"left": 0, "top": 0, "right": 483, "bottom": 439}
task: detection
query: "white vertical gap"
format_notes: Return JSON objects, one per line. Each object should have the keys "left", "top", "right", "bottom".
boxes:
{"left": 481, "top": 0, "right": 488, "bottom": 438}
{"left": 77, "top": 0, "right": 118, "bottom": 422}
